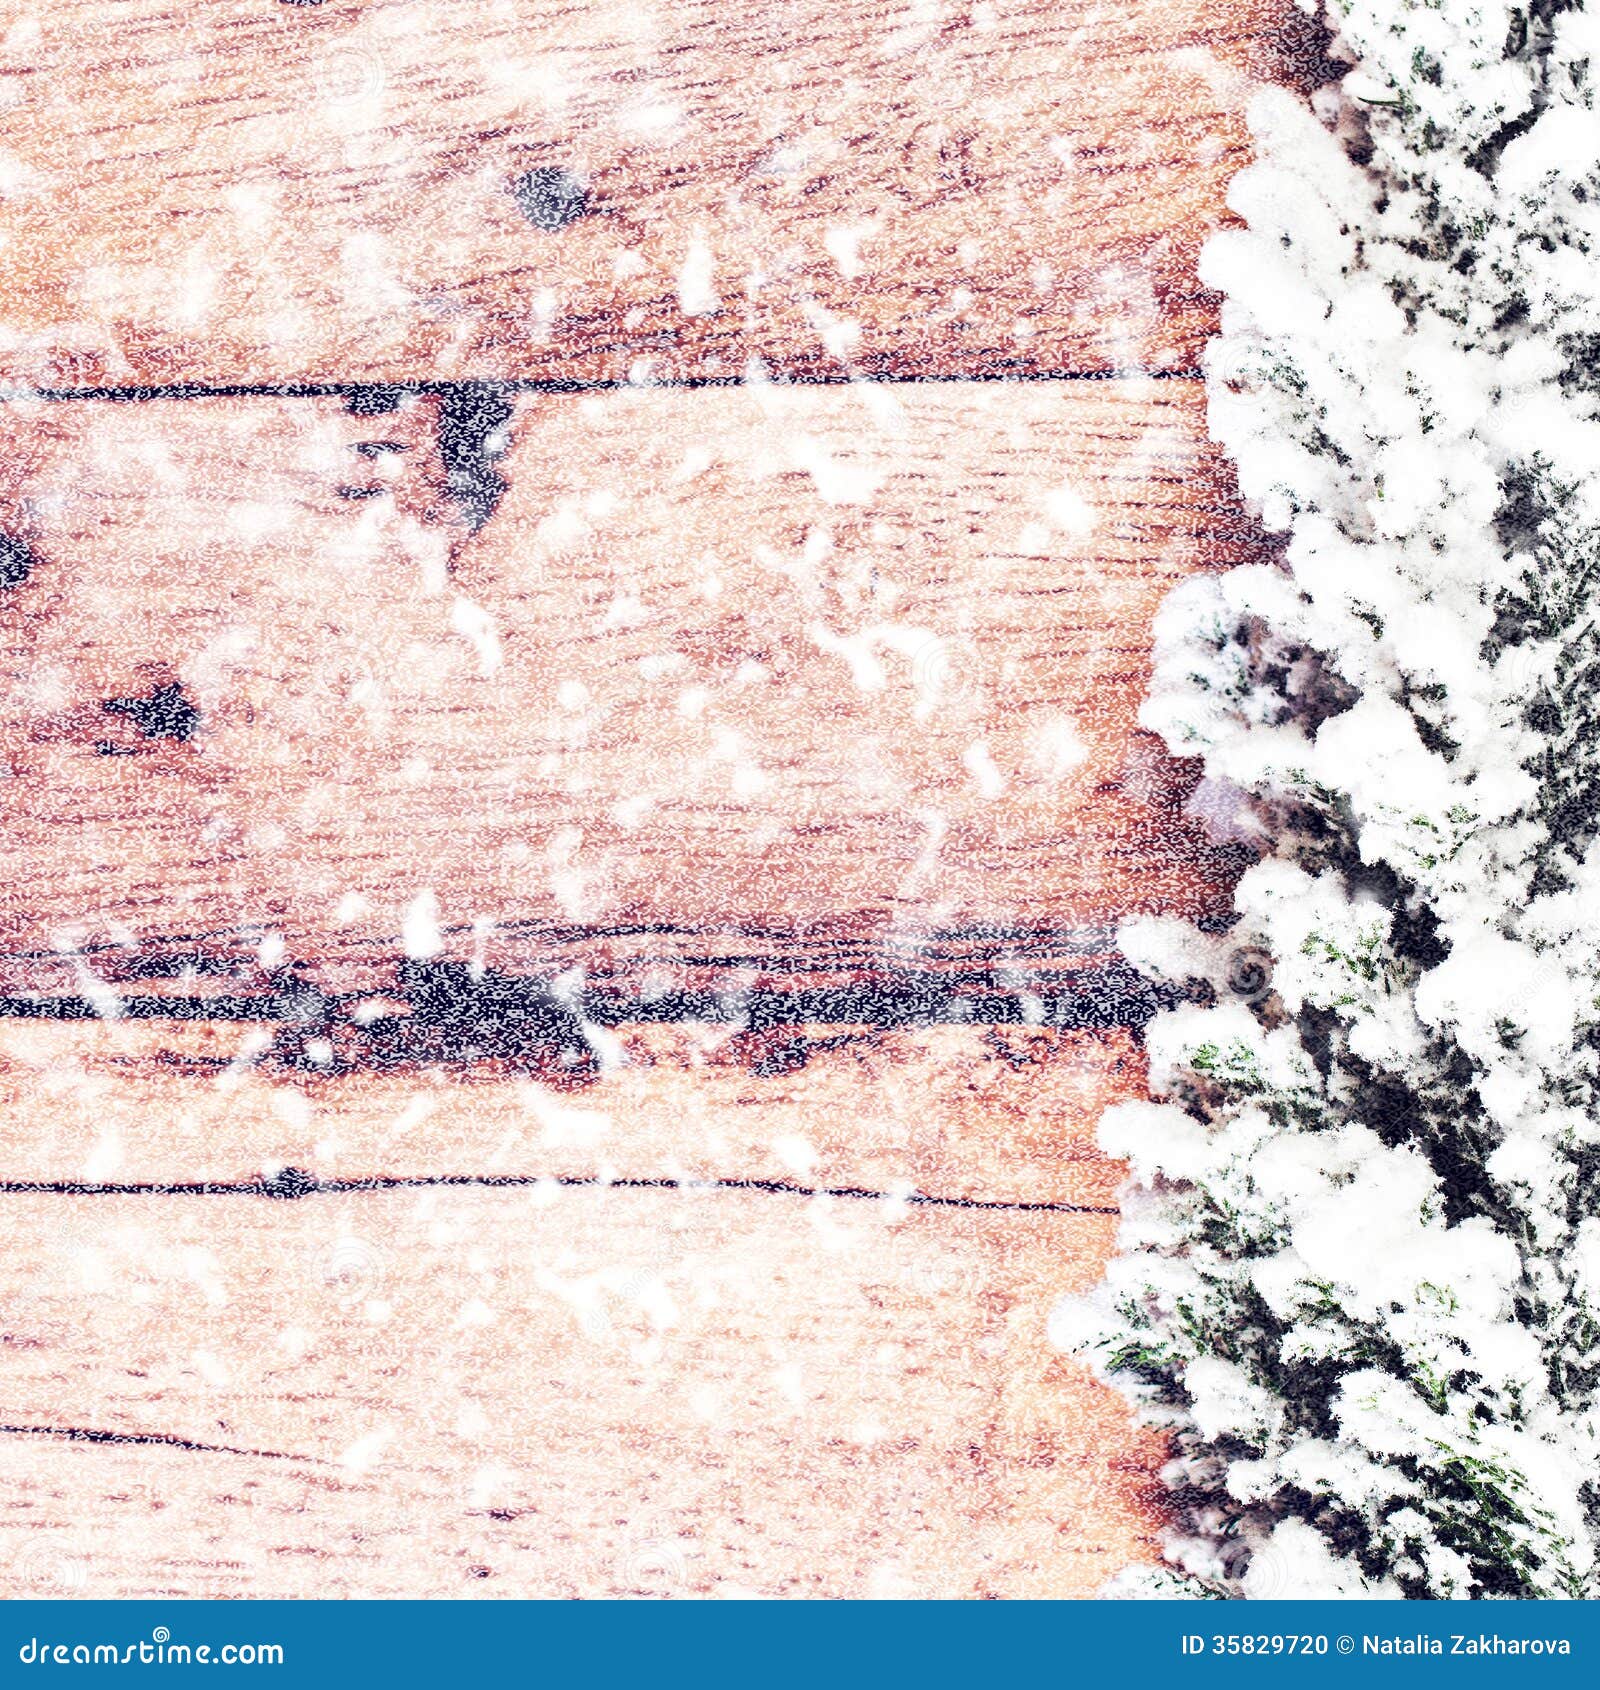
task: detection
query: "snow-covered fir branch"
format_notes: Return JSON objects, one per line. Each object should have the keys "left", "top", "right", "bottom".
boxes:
{"left": 1058, "top": 0, "right": 1600, "bottom": 1598}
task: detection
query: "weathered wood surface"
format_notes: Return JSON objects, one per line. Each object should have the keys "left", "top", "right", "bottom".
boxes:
{"left": 0, "top": 0, "right": 1298, "bottom": 388}
{"left": 0, "top": 1020, "right": 1139, "bottom": 1204}
{"left": 0, "top": 1192, "right": 1158, "bottom": 1599}
{"left": 0, "top": 1025, "right": 1163, "bottom": 1599}
{"left": 0, "top": 0, "right": 1302, "bottom": 1604}
{"left": 0, "top": 380, "right": 1249, "bottom": 998}
{"left": 0, "top": 379, "right": 1212, "bottom": 1596}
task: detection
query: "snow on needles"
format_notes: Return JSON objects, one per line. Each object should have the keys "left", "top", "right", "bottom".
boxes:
{"left": 1059, "top": 0, "right": 1600, "bottom": 1598}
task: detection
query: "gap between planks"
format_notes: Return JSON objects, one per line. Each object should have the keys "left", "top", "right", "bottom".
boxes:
{"left": 23, "top": 370, "right": 1208, "bottom": 403}
{"left": 0, "top": 1173, "right": 1116, "bottom": 1217}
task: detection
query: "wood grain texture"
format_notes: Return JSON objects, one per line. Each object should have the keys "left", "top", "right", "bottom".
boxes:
{"left": 0, "top": 0, "right": 1306, "bottom": 386}
{"left": 0, "top": 968, "right": 1162, "bottom": 1600}
{"left": 0, "top": 380, "right": 1251, "bottom": 997}
{"left": 0, "top": 1181, "right": 1162, "bottom": 1598}
{"left": 0, "top": 1019, "right": 1140, "bottom": 1205}
{"left": 0, "top": 0, "right": 1307, "bottom": 1601}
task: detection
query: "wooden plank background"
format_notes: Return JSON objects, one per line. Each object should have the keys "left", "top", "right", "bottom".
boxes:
{"left": 0, "top": 1021, "right": 1164, "bottom": 1598}
{"left": 0, "top": 1187, "right": 1164, "bottom": 1600}
{"left": 0, "top": 0, "right": 1312, "bottom": 1600}
{"left": 0, "top": 1020, "right": 1140, "bottom": 1201}
{"left": 0, "top": 381, "right": 1248, "bottom": 998}
{"left": 0, "top": 0, "right": 1303, "bottom": 387}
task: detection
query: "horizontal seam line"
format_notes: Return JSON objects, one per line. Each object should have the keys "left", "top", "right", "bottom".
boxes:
{"left": 0, "top": 979, "right": 1179, "bottom": 1030}
{"left": 13, "top": 369, "right": 1203, "bottom": 402}
{"left": 0, "top": 1423, "right": 313, "bottom": 1463}
{"left": 0, "top": 1171, "right": 1117, "bottom": 1215}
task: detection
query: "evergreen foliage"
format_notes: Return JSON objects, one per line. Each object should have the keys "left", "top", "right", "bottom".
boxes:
{"left": 1061, "top": 0, "right": 1600, "bottom": 1598}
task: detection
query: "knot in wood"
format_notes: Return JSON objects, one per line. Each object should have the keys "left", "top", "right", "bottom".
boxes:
{"left": 510, "top": 167, "right": 589, "bottom": 231}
